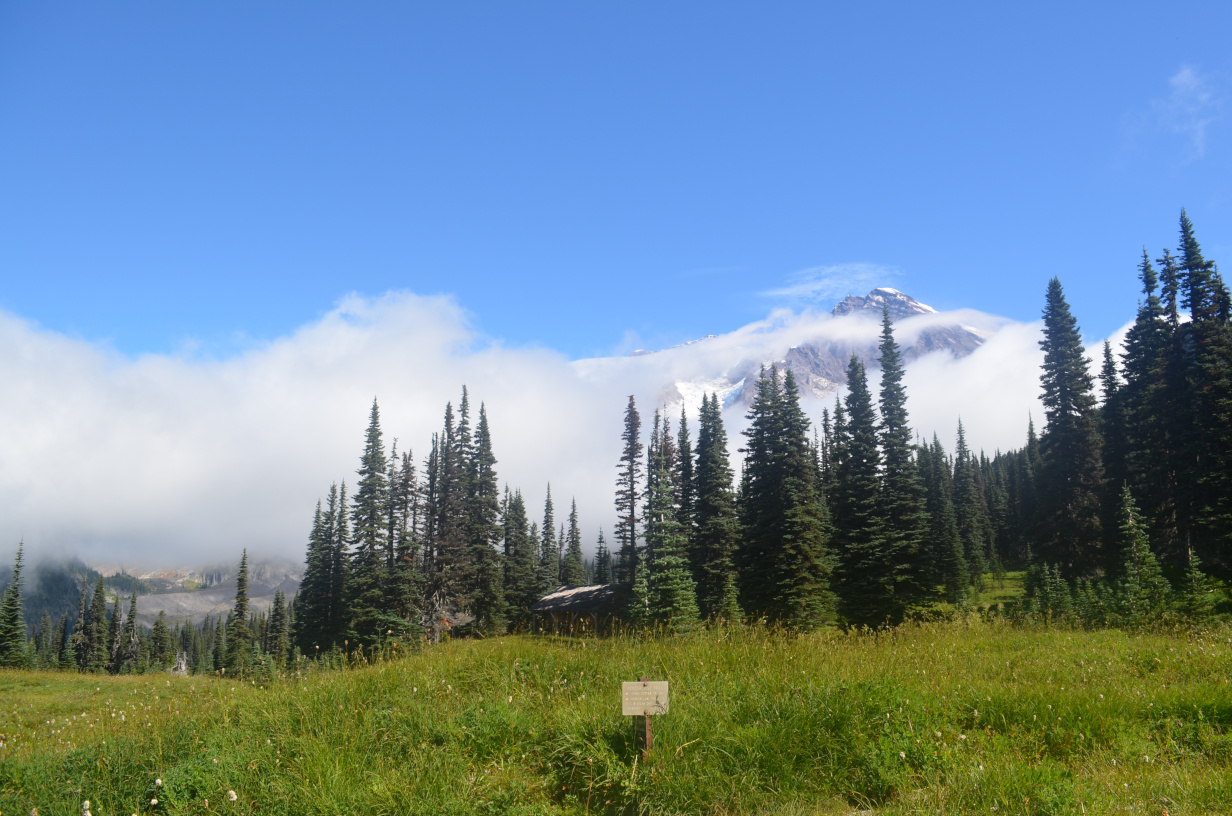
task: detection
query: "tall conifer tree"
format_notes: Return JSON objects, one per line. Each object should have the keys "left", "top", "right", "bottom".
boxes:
{"left": 875, "top": 309, "right": 931, "bottom": 618}
{"left": 832, "top": 356, "right": 890, "bottom": 626}
{"left": 561, "top": 499, "right": 586, "bottom": 585}
{"left": 225, "top": 550, "right": 253, "bottom": 674}
{"left": 691, "top": 393, "right": 741, "bottom": 621}
{"left": 0, "top": 544, "right": 27, "bottom": 667}
{"left": 1035, "top": 278, "right": 1104, "bottom": 576}
{"left": 614, "top": 396, "right": 643, "bottom": 585}
{"left": 738, "top": 368, "right": 835, "bottom": 626}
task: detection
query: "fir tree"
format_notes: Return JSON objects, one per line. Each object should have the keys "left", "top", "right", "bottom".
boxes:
{"left": 953, "top": 421, "right": 990, "bottom": 589}
{"left": 86, "top": 575, "right": 109, "bottom": 673}
{"left": 266, "top": 590, "right": 290, "bottom": 669}
{"left": 502, "top": 489, "right": 538, "bottom": 629}
{"left": 691, "top": 393, "right": 741, "bottom": 621}
{"left": 347, "top": 399, "right": 395, "bottom": 649}
{"left": 1099, "top": 341, "right": 1130, "bottom": 570}
{"left": 466, "top": 403, "right": 506, "bottom": 634}
{"left": 738, "top": 368, "right": 835, "bottom": 626}
{"left": 537, "top": 486, "right": 558, "bottom": 593}
{"left": 70, "top": 583, "right": 88, "bottom": 672}
{"left": 614, "top": 396, "right": 643, "bottom": 585}
{"left": 1112, "top": 486, "right": 1170, "bottom": 626}
{"left": 1035, "top": 278, "right": 1104, "bottom": 576}
{"left": 0, "top": 544, "right": 27, "bottom": 668}
{"left": 675, "top": 405, "right": 695, "bottom": 533}
{"left": 1178, "top": 548, "right": 1216, "bottom": 620}
{"left": 922, "top": 435, "right": 969, "bottom": 605}
{"left": 225, "top": 550, "right": 253, "bottom": 675}
{"left": 105, "top": 597, "right": 123, "bottom": 673}
{"left": 115, "top": 592, "right": 140, "bottom": 674}
{"left": 644, "top": 433, "right": 699, "bottom": 631}
{"left": 594, "top": 528, "right": 613, "bottom": 585}
{"left": 327, "top": 481, "right": 351, "bottom": 648}
{"left": 561, "top": 499, "right": 586, "bottom": 586}
{"left": 295, "top": 500, "right": 331, "bottom": 653}
{"left": 875, "top": 309, "right": 931, "bottom": 618}
{"left": 832, "top": 356, "right": 890, "bottom": 627}
{"left": 150, "top": 609, "right": 172, "bottom": 668}
{"left": 429, "top": 401, "right": 471, "bottom": 612}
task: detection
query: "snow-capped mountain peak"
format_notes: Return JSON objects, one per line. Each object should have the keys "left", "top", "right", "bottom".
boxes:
{"left": 831, "top": 288, "right": 937, "bottom": 319}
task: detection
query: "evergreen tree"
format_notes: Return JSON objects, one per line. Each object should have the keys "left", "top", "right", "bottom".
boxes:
{"left": 225, "top": 550, "right": 253, "bottom": 674}
{"left": 644, "top": 434, "right": 699, "bottom": 631}
{"left": 86, "top": 575, "right": 109, "bottom": 673}
{"left": 594, "top": 528, "right": 613, "bottom": 585}
{"left": 832, "top": 357, "right": 890, "bottom": 627}
{"left": 150, "top": 609, "right": 172, "bottom": 668}
{"left": 429, "top": 401, "right": 471, "bottom": 613}
{"left": 502, "top": 489, "right": 538, "bottom": 629}
{"left": 875, "top": 308, "right": 931, "bottom": 617}
{"left": 675, "top": 406, "right": 695, "bottom": 532}
{"left": 35, "top": 610, "right": 54, "bottom": 668}
{"left": 1035, "top": 278, "right": 1104, "bottom": 576}
{"left": 922, "top": 435, "right": 969, "bottom": 605}
{"left": 953, "top": 421, "right": 990, "bottom": 589}
{"left": 614, "top": 396, "right": 643, "bottom": 585}
{"left": 738, "top": 368, "right": 835, "bottom": 626}
{"left": 115, "top": 592, "right": 140, "bottom": 673}
{"left": 537, "top": 486, "right": 558, "bottom": 593}
{"left": 387, "top": 448, "right": 425, "bottom": 640}
{"left": 347, "top": 399, "right": 396, "bottom": 649}
{"left": 267, "top": 590, "right": 290, "bottom": 669}
{"left": 691, "top": 393, "right": 741, "bottom": 621}
{"left": 105, "top": 597, "right": 123, "bottom": 673}
{"left": 1178, "top": 548, "right": 1216, "bottom": 620}
{"left": 213, "top": 617, "right": 226, "bottom": 672}
{"left": 1112, "top": 486, "right": 1170, "bottom": 626}
{"left": 1099, "top": 341, "right": 1130, "bottom": 570}
{"left": 58, "top": 613, "right": 74, "bottom": 671}
{"left": 70, "top": 584, "right": 88, "bottom": 672}
{"left": 295, "top": 500, "right": 330, "bottom": 653}
{"left": 0, "top": 544, "right": 27, "bottom": 668}
{"left": 561, "top": 499, "right": 586, "bottom": 585}
{"left": 1122, "top": 251, "right": 1179, "bottom": 566}
{"left": 1177, "top": 212, "right": 1232, "bottom": 575}
{"left": 466, "top": 403, "right": 506, "bottom": 634}
{"left": 327, "top": 482, "right": 351, "bottom": 648}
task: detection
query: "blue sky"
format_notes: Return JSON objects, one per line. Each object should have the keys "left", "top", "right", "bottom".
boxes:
{"left": 1, "top": 2, "right": 1230, "bottom": 360}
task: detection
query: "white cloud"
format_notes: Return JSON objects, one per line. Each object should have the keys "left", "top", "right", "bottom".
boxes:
{"left": 1151, "top": 64, "right": 1224, "bottom": 159}
{"left": 760, "top": 263, "right": 900, "bottom": 305}
{"left": 0, "top": 289, "right": 1108, "bottom": 569}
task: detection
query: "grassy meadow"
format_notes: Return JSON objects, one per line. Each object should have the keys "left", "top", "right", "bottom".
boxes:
{"left": 1, "top": 620, "right": 1231, "bottom": 815}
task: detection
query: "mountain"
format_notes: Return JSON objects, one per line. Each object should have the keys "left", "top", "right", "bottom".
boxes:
{"left": 583, "top": 288, "right": 988, "bottom": 412}
{"left": 830, "top": 287, "right": 937, "bottom": 319}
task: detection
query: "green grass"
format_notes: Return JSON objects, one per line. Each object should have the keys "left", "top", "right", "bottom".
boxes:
{"left": 2, "top": 621, "right": 1231, "bottom": 815}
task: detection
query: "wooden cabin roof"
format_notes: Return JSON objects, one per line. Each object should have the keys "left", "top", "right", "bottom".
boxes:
{"left": 531, "top": 583, "right": 620, "bottom": 613}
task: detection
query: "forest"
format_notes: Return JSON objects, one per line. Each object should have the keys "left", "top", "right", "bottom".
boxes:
{"left": 1, "top": 210, "right": 1228, "bottom": 675}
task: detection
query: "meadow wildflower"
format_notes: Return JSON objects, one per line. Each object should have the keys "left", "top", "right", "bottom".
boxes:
{"left": 228, "top": 790, "right": 238, "bottom": 801}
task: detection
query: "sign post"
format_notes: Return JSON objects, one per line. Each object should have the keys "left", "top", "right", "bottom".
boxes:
{"left": 622, "top": 677, "right": 669, "bottom": 760}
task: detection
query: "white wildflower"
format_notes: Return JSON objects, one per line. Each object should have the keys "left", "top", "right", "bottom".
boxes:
{"left": 155, "top": 778, "right": 162, "bottom": 787}
{"left": 228, "top": 790, "right": 237, "bottom": 801}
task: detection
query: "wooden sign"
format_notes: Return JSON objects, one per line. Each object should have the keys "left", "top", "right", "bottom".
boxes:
{"left": 622, "top": 680, "right": 669, "bottom": 716}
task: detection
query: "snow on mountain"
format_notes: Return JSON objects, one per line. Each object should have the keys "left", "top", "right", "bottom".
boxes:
{"left": 830, "top": 287, "right": 938, "bottom": 319}
{"left": 575, "top": 289, "right": 996, "bottom": 419}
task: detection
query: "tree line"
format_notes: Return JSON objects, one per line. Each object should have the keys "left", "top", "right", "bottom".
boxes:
{"left": 2, "top": 210, "right": 1227, "bottom": 670}
{"left": 0, "top": 543, "right": 293, "bottom": 675}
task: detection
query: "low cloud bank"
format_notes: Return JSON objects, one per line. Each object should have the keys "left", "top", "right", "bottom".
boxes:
{"left": 0, "top": 290, "right": 1108, "bottom": 566}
